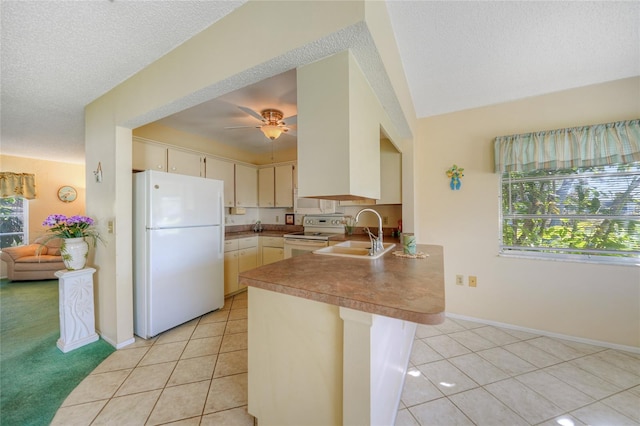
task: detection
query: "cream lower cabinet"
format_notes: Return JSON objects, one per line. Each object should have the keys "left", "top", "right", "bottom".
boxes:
{"left": 260, "top": 236, "right": 284, "bottom": 265}
{"left": 224, "top": 236, "right": 258, "bottom": 296}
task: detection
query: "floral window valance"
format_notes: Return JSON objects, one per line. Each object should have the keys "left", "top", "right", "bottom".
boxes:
{"left": 494, "top": 119, "right": 640, "bottom": 172}
{"left": 0, "top": 172, "right": 37, "bottom": 199}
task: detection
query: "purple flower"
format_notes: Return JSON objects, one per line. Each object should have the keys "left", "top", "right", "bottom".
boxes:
{"left": 41, "top": 213, "right": 101, "bottom": 243}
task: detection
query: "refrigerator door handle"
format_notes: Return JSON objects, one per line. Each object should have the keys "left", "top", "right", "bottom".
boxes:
{"left": 219, "top": 191, "right": 224, "bottom": 254}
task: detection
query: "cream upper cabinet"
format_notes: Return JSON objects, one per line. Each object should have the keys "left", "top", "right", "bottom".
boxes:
{"left": 340, "top": 139, "right": 401, "bottom": 206}
{"left": 205, "top": 157, "right": 235, "bottom": 207}
{"left": 378, "top": 139, "right": 402, "bottom": 205}
{"left": 258, "top": 164, "right": 294, "bottom": 208}
{"left": 275, "top": 164, "right": 294, "bottom": 208}
{"left": 133, "top": 138, "right": 167, "bottom": 172}
{"left": 258, "top": 167, "right": 275, "bottom": 207}
{"left": 235, "top": 164, "right": 258, "bottom": 207}
{"left": 167, "top": 148, "right": 203, "bottom": 177}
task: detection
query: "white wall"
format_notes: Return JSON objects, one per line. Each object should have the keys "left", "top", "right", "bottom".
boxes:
{"left": 416, "top": 77, "right": 640, "bottom": 348}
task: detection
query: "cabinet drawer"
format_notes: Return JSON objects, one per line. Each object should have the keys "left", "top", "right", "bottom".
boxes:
{"left": 239, "top": 236, "right": 258, "bottom": 249}
{"left": 224, "top": 239, "right": 239, "bottom": 252}
{"left": 261, "top": 236, "right": 284, "bottom": 248}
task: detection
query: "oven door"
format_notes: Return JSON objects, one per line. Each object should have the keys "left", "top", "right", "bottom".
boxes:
{"left": 284, "top": 238, "right": 328, "bottom": 259}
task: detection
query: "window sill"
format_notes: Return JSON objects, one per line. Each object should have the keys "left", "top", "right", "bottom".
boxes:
{"left": 498, "top": 251, "right": 639, "bottom": 267}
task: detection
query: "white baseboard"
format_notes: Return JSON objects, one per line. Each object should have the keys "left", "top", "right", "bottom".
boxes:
{"left": 446, "top": 312, "right": 640, "bottom": 355}
{"left": 100, "top": 333, "right": 136, "bottom": 350}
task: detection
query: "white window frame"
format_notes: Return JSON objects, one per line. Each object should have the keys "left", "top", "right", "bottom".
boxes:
{"left": 498, "top": 163, "right": 640, "bottom": 266}
{"left": 0, "top": 197, "right": 29, "bottom": 248}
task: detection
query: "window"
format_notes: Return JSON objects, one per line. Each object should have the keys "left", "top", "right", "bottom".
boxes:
{"left": 500, "top": 162, "right": 640, "bottom": 263}
{"left": 0, "top": 197, "right": 29, "bottom": 248}
{"left": 495, "top": 119, "right": 639, "bottom": 264}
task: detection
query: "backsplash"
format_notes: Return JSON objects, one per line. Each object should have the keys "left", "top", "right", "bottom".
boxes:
{"left": 225, "top": 223, "right": 303, "bottom": 234}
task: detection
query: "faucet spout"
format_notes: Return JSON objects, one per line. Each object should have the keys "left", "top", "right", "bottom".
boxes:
{"left": 354, "top": 208, "right": 384, "bottom": 251}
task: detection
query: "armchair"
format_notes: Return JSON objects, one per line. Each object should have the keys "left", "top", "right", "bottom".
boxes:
{"left": 0, "top": 237, "right": 66, "bottom": 281}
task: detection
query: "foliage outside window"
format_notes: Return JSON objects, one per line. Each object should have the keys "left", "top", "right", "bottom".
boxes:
{"left": 500, "top": 162, "right": 640, "bottom": 263}
{"left": 0, "top": 197, "right": 28, "bottom": 248}
{"left": 495, "top": 119, "right": 639, "bottom": 264}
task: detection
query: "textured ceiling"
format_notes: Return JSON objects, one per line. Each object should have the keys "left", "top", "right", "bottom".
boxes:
{"left": 1, "top": 1, "right": 638, "bottom": 164}
{"left": 386, "top": 0, "right": 640, "bottom": 117}
{"left": 1, "top": 0, "right": 248, "bottom": 163}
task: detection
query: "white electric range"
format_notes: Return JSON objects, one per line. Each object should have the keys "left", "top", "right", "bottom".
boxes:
{"left": 283, "top": 214, "right": 346, "bottom": 258}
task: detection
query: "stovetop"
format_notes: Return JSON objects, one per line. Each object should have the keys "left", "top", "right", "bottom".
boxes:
{"left": 283, "top": 231, "right": 342, "bottom": 241}
{"left": 283, "top": 214, "right": 347, "bottom": 240}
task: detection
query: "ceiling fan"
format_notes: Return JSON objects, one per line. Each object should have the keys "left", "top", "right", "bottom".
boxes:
{"left": 225, "top": 106, "right": 297, "bottom": 140}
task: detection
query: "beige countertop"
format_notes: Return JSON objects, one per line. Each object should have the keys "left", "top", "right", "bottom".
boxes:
{"left": 239, "top": 244, "right": 445, "bottom": 325}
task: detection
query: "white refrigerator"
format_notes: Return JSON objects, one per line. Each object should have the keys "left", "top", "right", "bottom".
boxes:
{"left": 133, "top": 170, "right": 225, "bottom": 339}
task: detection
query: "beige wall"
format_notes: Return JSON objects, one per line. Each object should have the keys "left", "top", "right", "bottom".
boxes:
{"left": 0, "top": 155, "right": 85, "bottom": 279}
{"left": 0, "top": 154, "right": 86, "bottom": 242}
{"left": 416, "top": 77, "right": 640, "bottom": 348}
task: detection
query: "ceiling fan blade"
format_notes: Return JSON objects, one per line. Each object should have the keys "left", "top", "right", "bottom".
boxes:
{"left": 282, "top": 115, "right": 297, "bottom": 125}
{"left": 283, "top": 128, "right": 297, "bottom": 137}
{"left": 238, "top": 106, "right": 265, "bottom": 122}
{"left": 224, "top": 125, "right": 261, "bottom": 129}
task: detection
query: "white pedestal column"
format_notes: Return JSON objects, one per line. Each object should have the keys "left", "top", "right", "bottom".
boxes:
{"left": 55, "top": 268, "right": 99, "bottom": 353}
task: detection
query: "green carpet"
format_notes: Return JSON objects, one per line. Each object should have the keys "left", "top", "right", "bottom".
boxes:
{"left": 0, "top": 278, "right": 115, "bottom": 425}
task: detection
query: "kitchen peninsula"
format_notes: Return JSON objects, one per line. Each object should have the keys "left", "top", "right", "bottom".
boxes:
{"left": 239, "top": 244, "right": 445, "bottom": 425}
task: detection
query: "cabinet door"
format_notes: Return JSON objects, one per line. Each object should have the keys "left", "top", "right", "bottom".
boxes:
{"left": 275, "top": 164, "right": 294, "bottom": 207}
{"left": 379, "top": 139, "right": 402, "bottom": 204}
{"left": 224, "top": 251, "right": 239, "bottom": 295}
{"left": 262, "top": 246, "right": 284, "bottom": 265}
{"left": 258, "top": 167, "right": 275, "bottom": 207}
{"left": 238, "top": 247, "right": 258, "bottom": 273}
{"left": 168, "top": 148, "right": 202, "bottom": 177}
{"left": 238, "top": 247, "right": 258, "bottom": 290}
{"left": 235, "top": 164, "right": 258, "bottom": 207}
{"left": 206, "top": 157, "right": 235, "bottom": 207}
{"left": 133, "top": 139, "right": 167, "bottom": 172}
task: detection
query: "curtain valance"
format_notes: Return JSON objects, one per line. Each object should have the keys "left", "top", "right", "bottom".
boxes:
{"left": 0, "top": 172, "right": 37, "bottom": 199}
{"left": 494, "top": 119, "right": 640, "bottom": 173}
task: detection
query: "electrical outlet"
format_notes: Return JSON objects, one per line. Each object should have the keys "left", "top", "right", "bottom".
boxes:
{"left": 469, "top": 276, "right": 477, "bottom": 287}
{"left": 383, "top": 216, "right": 389, "bottom": 225}
{"left": 276, "top": 215, "right": 279, "bottom": 223}
{"left": 456, "top": 275, "right": 464, "bottom": 286}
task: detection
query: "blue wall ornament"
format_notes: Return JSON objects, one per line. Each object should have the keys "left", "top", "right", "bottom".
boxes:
{"left": 446, "top": 164, "right": 464, "bottom": 190}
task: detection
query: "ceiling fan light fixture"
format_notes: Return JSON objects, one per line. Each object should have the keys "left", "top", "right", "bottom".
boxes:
{"left": 261, "top": 124, "right": 282, "bottom": 140}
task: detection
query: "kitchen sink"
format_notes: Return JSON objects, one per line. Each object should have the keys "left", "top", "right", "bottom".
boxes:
{"left": 313, "top": 241, "right": 396, "bottom": 259}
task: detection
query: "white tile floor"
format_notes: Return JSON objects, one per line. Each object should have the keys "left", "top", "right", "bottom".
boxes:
{"left": 398, "top": 317, "right": 640, "bottom": 426}
{"left": 52, "top": 291, "right": 640, "bottom": 425}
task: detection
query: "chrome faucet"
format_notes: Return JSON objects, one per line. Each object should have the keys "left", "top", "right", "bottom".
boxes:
{"left": 355, "top": 208, "right": 384, "bottom": 253}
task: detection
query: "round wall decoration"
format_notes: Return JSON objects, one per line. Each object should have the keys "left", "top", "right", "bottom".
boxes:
{"left": 58, "top": 186, "right": 77, "bottom": 203}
